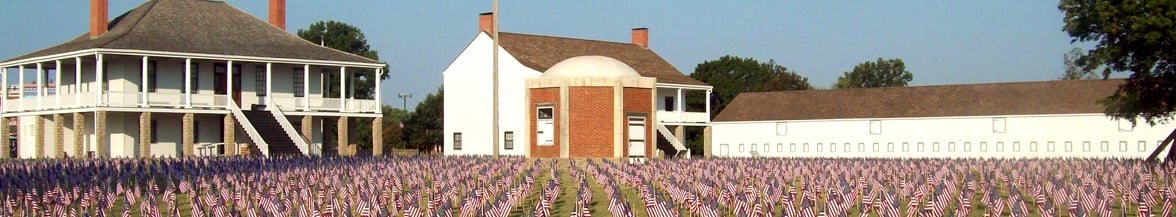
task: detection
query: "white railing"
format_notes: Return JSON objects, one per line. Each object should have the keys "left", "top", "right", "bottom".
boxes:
{"left": 656, "top": 110, "right": 710, "bottom": 123}
{"left": 146, "top": 92, "right": 185, "bottom": 108}
{"left": 316, "top": 98, "right": 343, "bottom": 111}
{"left": 103, "top": 91, "right": 141, "bottom": 107}
{"left": 347, "top": 99, "right": 378, "bottom": 113}
{"left": 270, "top": 96, "right": 299, "bottom": 111}
{"left": 190, "top": 94, "right": 227, "bottom": 108}
{"left": 655, "top": 123, "right": 690, "bottom": 158}
{"left": 268, "top": 99, "right": 311, "bottom": 156}
{"left": 227, "top": 98, "right": 270, "bottom": 157}
{"left": 3, "top": 99, "right": 18, "bottom": 112}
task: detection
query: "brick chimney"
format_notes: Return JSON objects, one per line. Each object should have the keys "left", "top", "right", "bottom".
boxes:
{"left": 631, "top": 28, "right": 649, "bottom": 48}
{"left": 479, "top": 12, "right": 494, "bottom": 33}
{"left": 269, "top": 0, "right": 286, "bottom": 30}
{"left": 90, "top": 0, "right": 108, "bottom": 37}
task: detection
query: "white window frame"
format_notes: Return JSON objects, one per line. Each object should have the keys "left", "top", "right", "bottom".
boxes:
{"left": 775, "top": 122, "right": 787, "bottom": 136}
{"left": 992, "top": 117, "right": 1007, "bottom": 133}
{"left": 1100, "top": 141, "right": 1109, "bottom": 152}
{"left": 536, "top": 106, "right": 555, "bottom": 146}
{"left": 453, "top": 132, "right": 462, "bottom": 150}
{"left": 869, "top": 120, "right": 882, "bottom": 135}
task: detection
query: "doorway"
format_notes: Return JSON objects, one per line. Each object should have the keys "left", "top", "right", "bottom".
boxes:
{"left": 213, "top": 63, "right": 243, "bottom": 106}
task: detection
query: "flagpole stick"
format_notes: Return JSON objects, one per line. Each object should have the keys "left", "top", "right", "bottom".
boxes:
{"left": 491, "top": 0, "right": 500, "bottom": 158}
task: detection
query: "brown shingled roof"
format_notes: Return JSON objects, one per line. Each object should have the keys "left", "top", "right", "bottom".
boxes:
{"left": 713, "top": 79, "right": 1124, "bottom": 122}
{"left": 497, "top": 32, "right": 706, "bottom": 86}
{"left": 3, "top": 0, "right": 380, "bottom": 64}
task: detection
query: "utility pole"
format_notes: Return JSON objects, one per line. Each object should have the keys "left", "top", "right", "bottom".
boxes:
{"left": 397, "top": 93, "right": 413, "bottom": 111}
{"left": 491, "top": 0, "right": 500, "bottom": 158}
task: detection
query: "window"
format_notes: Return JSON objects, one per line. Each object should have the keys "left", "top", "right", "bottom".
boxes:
{"left": 536, "top": 106, "right": 555, "bottom": 145}
{"left": 184, "top": 63, "right": 199, "bottom": 93}
{"left": 504, "top": 131, "right": 514, "bottom": 150}
{"left": 194, "top": 120, "right": 200, "bottom": 143}
{"left": 1118, "top": 119, "right": 1133, "bottom": 132}
{"left": 844, "top": 143, "right": 851, "bottom": 153}
{"left": 858, "top": 143, "right": 865, "bottom": 152}
{"left": 764, "top": 143, "right": 770, "bottom": 153}
{"left": 932, "top": 142, "right": 940, "bottom": 152}
{"left": 902, "top": 142, "right": 909, "bottom": 152}
{"left": 453, "top": 133, "right": 462, "bottom": 150}
{"left": 872, "top": 143, "right": 880, "bottom": 152}
{"left": 1065, "top": 141, "right": 1073, "bottom": 152}
{"left": 739, "top": 144, "right": 745, "bottom": 153}
{"left": 1048, "top": 142, "right": 1056, "bottom": 152}
{"left": 1100, "top": 141, "right": 1109, "bottom": 152}
{"left": 887, "top": 143, "right": 894, "bottom": 152}
{"left": 790, "top": 143, "right": 797, "bottom": 152}
{"left": 775, "top": 122, "right": 787, "bottom": 136}
{"left": 751, "top": 144, "right": 758, "bottom": 153}
{"left": 293, "top": 68, "right": 305, "bottom": 97}
{"left": 914, "top": 142, "right": 922, "bottom": 152}
{"left": 1120, "top": 141, "right": 1129, "bottom": 152}
{"left": 150, "top": 120, "right": 158, "bottom": 143}
{"left": 817, "top": 143, "right": 823, "bottom": 152}
{"left": 992, "top": 117, "right": 1007, "bottom": 133}
{"left": 664, "top": 96, "right": 674, "bottom": 111}
{"left": 1082, "top": 141, "right": 1091, "bottom": 152}
{"left": 214, "top": 64, "right": 227, "bottom": 94}
{"left": 980, "top": 142, "right": 989, "bottom": 152}
{"left": 869, "top": 120, "right": 882, "bottom": 135}
{"left": 255, "top": 66, "right": 266, "bottom": 96}
{"left": 145, "top": 60, "right": 158, "bottom": 92}
{"left": 948, "top": 142, "right": 956, "bottom": 152}
{"left": 1013, "top": 142, "right": 1021, "bottom": 152}
{"left": 830, "top": 142, "right": 837, "bottom": 152}
{"left": 996, "top": 142, "right": 1004, "bottom": 152}
{"left": 777, "top": 143, "right": 783, "bottom": 153}
{"left": 964, "top": 142, "right": 972, "bottom": 152}
{"left": 1030, "top": 142, "right": 1038, "bottom": 152}
{"left": 803, "top": 143, "right": 809, "bottom": 152}
{"left": 1142, "top": 141, "right": 1151, "bottom": 152}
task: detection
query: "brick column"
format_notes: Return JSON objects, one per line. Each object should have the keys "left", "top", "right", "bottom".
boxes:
{"left": 53, "top": 114, "right": 64, "bottom": 158}
{"left": 0, "top": 117, "right": 8, "bottom": 159}
{"left": 139, "top": 112, "right": 151, "bottom": 158}
{"left": 301, "top": 116, "right": 313, "bottom": 143}
{"left": 73, "top": 113, "right": 85, "bottom": 158}
{"left": 182, "top": 113, "right": 194, "bottom": 157}
{"left": 703, "top": 126, "right": 712, "bottom": 158}
{"left": 372, "top": 117, "right": 383, "bottom": 156}
{"left": 224, "top": 114, "right": 236, "bottom": 156}
{"left": 337, "top": 117, "right": 348, "bottom": 156}
{"left": 674, "top": 125, "right": 685, "bottom": 158}
{"left": 95, "top": 111, "right": 107, "bottom": 158}
{"left": 34, "top": 116, "right": 44, "bottom": 159}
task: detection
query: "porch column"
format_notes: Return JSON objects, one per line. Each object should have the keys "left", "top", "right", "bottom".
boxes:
{"left": 373, "top": 117, "right": 383, "bottom": 156}
{"left": 374, "top": 68, "right": 381, "bottom": 113}
{"left": 184, "top": 59, "right": 192, "bottom": 108}
{"left": 303, "top": 65, "right": 310, "bottom": 111}
{"left": 95, "top": 54, "right": 104, "bottom": 107}
{"left": 18, "top": 65, "right": 24, "bottom": 111}
{"left": 141, "top": 56, "right": 148, "bottom": 107}
{"left": 182, "top": 113, "right": 193, "bottom": 157}
{"left": 74, "top": 57, "right": 81, "bottom": 107}
{"left": 703, "top": 126, "right": 712, "bottom": 158}
{"left": 95, "top": 111, "right": 107, "bottom": 158}
{"left": 0, "top": 117, "right": 8, "bottom": 159}
{"left": 139, "top": 112, "right": 151, "bottom": 158}
{"left": 265, "top": 63, "right": 272, "bottom": 106}
{"left": 224, "top": 114, "right": 236, "bottom": 156}
{"left": 339, "top": 67, "right": 346, "bottom": 111}
{"left": 73, "top": 113, "right": 84, "bottom": 158}
{"left": 55, "top": 60, "right": 61, "bottom": 107}
{"left": 301, "top": 116, "right": 313, "bottom": 153}
{"left": 227, "top": 61, "right": 234, "bottom": 106}
{"left": 337, "top": 117, "right": 348, "bottom": 156}
{"left": 34, "top": 115, "right": 43, "bottom": 159}
{"left": 676, "top": 88, "right": 683, "bottom": 121}
{"left": 53, "top": 114, "right": 64, "bottom": 158}
{"left": 705, "top": 89, "right": 712, "bottom": 119}
{"left": 36, "top": 63, "right": 43, "bottom": 110}
{"left": 2, "top": 67, "right": 7, "bottom": 105}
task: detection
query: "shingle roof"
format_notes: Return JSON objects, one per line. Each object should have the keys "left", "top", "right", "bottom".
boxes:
{"left": 497, "top": 32, "right": 707, "bottom": 86}
{"left": 713, "top": 79, "right": 1124, "bottom": 122}
{"left": 3, "top": 0, "right": 380, "bottom": 64}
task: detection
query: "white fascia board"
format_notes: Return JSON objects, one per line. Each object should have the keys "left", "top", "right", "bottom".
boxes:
{"left": 710, "top": 113, "right": 1114, "bottom": 125}
{"left": 656, "top": 83, "right": 712, "bottom": 90}
{"left": 2, "top": 49, "right": 386, "bottom": 69}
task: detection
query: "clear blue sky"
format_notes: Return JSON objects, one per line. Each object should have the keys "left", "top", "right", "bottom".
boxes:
{"left": 0, "top": 1, "right": 1098, "bottom": 110}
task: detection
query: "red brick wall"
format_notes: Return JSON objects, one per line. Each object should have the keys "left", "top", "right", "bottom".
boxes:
{"left": 529, "top": 88, "right": 560, "bottom": 158}
{"left": 622, "top": 88, "right": 653, "bottom": 157}
{"left": 568, "top": 87, "right": 614, "bottom": 158}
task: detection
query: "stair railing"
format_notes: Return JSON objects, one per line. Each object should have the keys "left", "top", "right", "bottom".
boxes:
{"left": 267, "top": 98, "right": 312, "bottom": 156}
{"left": 227, "top": 99, "right": 270, "bottom": 157}
{"left": 655, "top": 123, "right": 690, "bottom": 159}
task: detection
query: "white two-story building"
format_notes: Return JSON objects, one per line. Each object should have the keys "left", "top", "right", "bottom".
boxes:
{"left": 0, "top": 0, "right": 385, "bottom": 159}
{"left": 443, "top": 13, "right": 712, "bottom": 158}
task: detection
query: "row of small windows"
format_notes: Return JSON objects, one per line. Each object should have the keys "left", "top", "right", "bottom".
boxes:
{"left": 730, "top": 140, "right": 1155, "bottom": 154}
{"left": 774, "top": 118, "right": 1137, "bottom": 136}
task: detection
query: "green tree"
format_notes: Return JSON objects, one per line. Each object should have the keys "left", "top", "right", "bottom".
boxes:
{"left": 296, "top": 20, "right": 388, "bottom": 99}
{"left": 688, "top": 55, "right": 813, "bottom": 118}
{"left": 834, "top": 58, "right": 913, "bottom": 89}
{"left": 381, "top": 105, "right": 411, "bottom": 149}
{"left": 1060, "top": 0, "right": 1176, "bottom": 160}
{"left": 401, "top": 88, "right": 443, "bottom": 151}
{"left": 1061, "top": 47, "right": 1103, "bottom": 80}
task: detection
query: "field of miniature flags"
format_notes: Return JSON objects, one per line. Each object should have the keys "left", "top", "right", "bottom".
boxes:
{"left": 0, "top": 156, "right": 1174, "bottom": 217}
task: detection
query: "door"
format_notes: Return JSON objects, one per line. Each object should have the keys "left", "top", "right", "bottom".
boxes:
{"left": 232, "top": 64, "right": 242, "bottom": 107}
{"left": 213, "top": 64, "right": 243, "bottom": 107}
{"left": 536, "top": 106, "right": 554, "bottom": 145}
{"left": 627, "top": 116, "right": 646, "bottom": 157}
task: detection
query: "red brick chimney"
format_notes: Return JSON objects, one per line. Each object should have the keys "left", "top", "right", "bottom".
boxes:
{"left": 479, "top": 12, "right": 494, "bottom": 33}
{"left": 631, "top": 28, "right": 649, "bottom": 48}
{"left": 269, "top": 0, "right": 286, "bottom": 30}
{"left": 90, "top": 0, "right": 108, "bottom": 37}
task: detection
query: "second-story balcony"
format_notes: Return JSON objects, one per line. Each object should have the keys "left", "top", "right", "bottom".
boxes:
{"left": 2, "top": 91, "right": 378, "bottom": 113}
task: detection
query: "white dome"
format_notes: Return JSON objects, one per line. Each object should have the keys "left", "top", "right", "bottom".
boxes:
{"left": 542, "top": 56, "right": 641, "bottom": 78}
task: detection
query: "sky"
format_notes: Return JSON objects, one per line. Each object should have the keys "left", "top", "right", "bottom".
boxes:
{"left": 0, "top": 1, "right": 1098, "bottom": 110}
